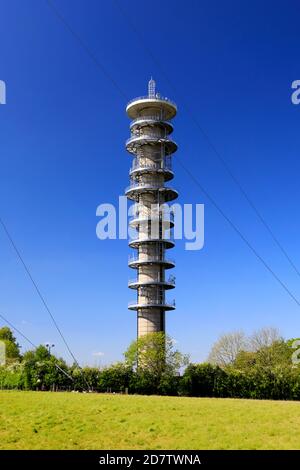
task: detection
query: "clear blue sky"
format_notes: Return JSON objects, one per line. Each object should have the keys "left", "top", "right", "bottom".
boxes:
{"left": 0, "top": 0, "right": 299, "bottom": 365}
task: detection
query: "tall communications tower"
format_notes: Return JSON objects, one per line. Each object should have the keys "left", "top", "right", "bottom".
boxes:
{"left": 125, "top": 79, "right": 178, "bottom": 338}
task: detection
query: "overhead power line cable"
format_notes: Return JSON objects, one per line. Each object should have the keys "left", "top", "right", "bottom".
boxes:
{"left": 44, "top": 0, "right": 300, "bottom": 311}
{"left": 0, "top": 217, "right": 89, "bottom": 390}
{"left": 176, "top": 159, "right": 300, "bottom": 308}
{"left": 0, "top": 312, "right": 36, "bottom": 349}
{"left": 46, "top": 0, "right": 128, "bottom": 100}
{"left": 112, "top": 0, "right": 300, "bottom": 280}
{"left": 0, "top": 312, "right": 74, "bottom": 382}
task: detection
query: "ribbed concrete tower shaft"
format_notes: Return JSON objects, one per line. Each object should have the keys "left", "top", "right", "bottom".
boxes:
{"left": 125, "top": 80, "right": 177, "bottom": 338}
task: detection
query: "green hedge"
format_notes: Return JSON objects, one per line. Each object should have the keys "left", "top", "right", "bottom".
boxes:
{"left": 180, "top": 363, "right": 300, "bottom": 400}
{"left": 1, "top": 361, "right": 300, "bottom": 400}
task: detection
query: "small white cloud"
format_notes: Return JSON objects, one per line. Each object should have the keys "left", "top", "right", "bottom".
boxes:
{"left": 92, "top": 351, "right": 104, "bottom": 357}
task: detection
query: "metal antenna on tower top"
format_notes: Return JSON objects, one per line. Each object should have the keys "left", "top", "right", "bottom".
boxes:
{"left": 148, "top": 77, "right": 156, "bottom": 98}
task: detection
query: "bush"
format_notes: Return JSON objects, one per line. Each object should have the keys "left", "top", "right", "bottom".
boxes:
{"left": 0, "top": 363, "right": 25, "bottom": 390}
{"left": 98, "top": 363, "right": 132, "bottom": 393}
{"left": 181, "top": 363, "right": 221, "bottom": 397}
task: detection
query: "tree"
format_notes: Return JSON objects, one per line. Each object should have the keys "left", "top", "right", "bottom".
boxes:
{"left": 23, "top": 345, "right": 70, "bottom": 390}
{"left": 208, "top": 327, "right": 284, "bottom": 368}
{"left": 254, "top": 340, "right": 291, "bottom": 369}
{"left": 124, "top": 332, "right": 189, "bottom": 378}
{"left": 249, "top": 327, "right": 282, "bottom": 352}
{"left": 207, "top": 330, "right": 247, "bottom": 367}
{"left": 233, "top": 350, "right": 257, "bottom": 370}
{"left": 124, "top": 332, "right": 189, "bottom": 394}
{"left": 0, "top": 327, "right": 21, "bottom": 361}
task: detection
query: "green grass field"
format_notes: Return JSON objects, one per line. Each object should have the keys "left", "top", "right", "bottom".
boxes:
{"left": 0, "top": 391, "right": 299, "bottom": 449}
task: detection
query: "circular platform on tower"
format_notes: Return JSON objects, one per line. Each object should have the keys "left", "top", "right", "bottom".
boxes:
{"left": 126, "top": 96, "right": 177, "bottom": 120}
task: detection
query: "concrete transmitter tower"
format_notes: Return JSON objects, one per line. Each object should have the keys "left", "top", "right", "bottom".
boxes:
{"left": 125, "top": 79, "right": 178, "bottom": 338}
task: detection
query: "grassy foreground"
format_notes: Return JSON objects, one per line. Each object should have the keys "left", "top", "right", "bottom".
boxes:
{"left": 0, "top": 391, "right": 299, "bottom": 449}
